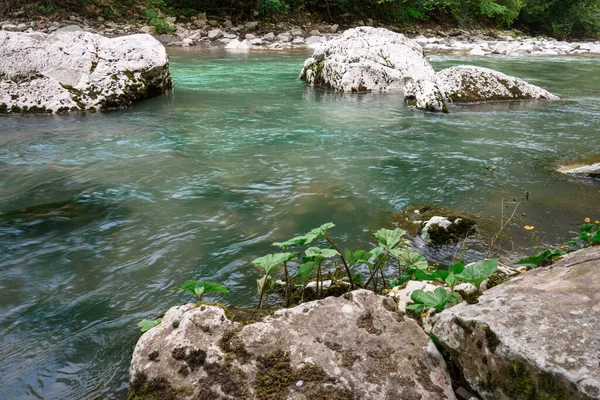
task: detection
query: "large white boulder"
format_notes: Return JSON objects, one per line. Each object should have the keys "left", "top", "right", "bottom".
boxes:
{"left": 0, "top": 31, "right": 172, "bottom": 114}
{"left": 299, "top": 26, "right": 435, "bottom": 92}
{"left": 435, "top": 65, "right": 559, "bottom": 103}
{"left": 130, "top": 290, "right": 456, "bottom": 399}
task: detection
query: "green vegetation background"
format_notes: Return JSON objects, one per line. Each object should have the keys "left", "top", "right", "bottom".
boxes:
{"left": 2, "top": 0, "right": 600, "bottom": 39}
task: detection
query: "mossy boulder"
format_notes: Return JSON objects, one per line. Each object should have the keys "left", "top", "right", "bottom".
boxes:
{"left": 0, "top": 31, "right": 172, "bottom": 114}
{"left": 129, "top": 290, "right": 456, "bottom": 399}
{"left": 435, "top": 65, "right": 559, "bottom": 104}
{"left": 431, "top": 246, "right": 600, "bottom": 399}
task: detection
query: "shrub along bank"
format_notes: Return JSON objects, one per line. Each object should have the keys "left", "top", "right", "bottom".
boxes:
{"left": 2, "top": 0, "right": 600, "bottom": 39}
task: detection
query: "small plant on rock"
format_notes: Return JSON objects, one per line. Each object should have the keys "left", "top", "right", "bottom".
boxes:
{"left": 138, "top": 317, "right": 162, "bottom": 332}
{"left": 171, "top": 280, "right": 230, "bottom": 302}
{"left": 253, "top": 253, "right": 295, "bottom": 309}
{"left": 407, "top": 287, "right": 462, "bottom": 313}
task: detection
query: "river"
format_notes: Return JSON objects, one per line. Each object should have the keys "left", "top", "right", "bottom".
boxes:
{"left": 0, "top": 48, "right": 599, "bottom": 399}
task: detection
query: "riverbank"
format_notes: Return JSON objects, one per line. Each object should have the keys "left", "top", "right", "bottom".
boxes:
{"left": 3, "top": 13, "right": 600, "bottom": 57}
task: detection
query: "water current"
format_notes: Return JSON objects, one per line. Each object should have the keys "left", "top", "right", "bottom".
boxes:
{"left": 0, "top": 48, "right": 599, "bottom": 399}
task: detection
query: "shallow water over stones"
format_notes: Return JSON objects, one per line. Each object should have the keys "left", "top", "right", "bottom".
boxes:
{"left": 0, "top": 49, "right": 599, "bottom": 399}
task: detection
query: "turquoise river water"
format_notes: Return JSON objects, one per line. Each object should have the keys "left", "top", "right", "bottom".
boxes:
{"left": 0, "top": 48, "right": 599, "bottom": 399}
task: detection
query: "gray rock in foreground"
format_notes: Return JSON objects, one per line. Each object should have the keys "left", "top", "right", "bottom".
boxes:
{"left": 0, "top": 31, "right": 172, "bottom": 114}
{"left": 299, "top": 26, "right": 435, "bottom": 93}
{"left": 559, "top": 162, "right": 600, "bottom": 178}
{"left": 436, "top": 65, "right": 559, "bottom": 103}
{"left": 432, "top": 246, "right": 600, "bottom": 399}
{"left": 130, "top": 290, "right": 455, "bottom": 399}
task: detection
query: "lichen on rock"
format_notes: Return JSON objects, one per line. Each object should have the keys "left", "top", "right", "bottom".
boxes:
{"left": 435, "top": 65, "right": 559, "bottom": 104}
{"left": 431, "top": 246, "right": 600, "bottom": 399}
{"left": 129, "top": 290, "right": 456, "bottom": 399}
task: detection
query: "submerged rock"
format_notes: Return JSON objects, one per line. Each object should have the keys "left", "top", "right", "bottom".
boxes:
{"left": 431, "top": 246, "right": 600, "bottom": 399}
{"left": 559, "top": 162, "right": 600, "bottom": 178}
{"left": 435, "top": 65, "right": 559, "bottom": 104}
{"left": 0, "top": 31, "right": 172, "bottom": 114}
{"left": 421, "top": 215, "right": 476, "bottom": 245}
{"left": 130, "top": 290, "right": 456, "bottom": 399}
{"left": 299, "top": 26, "right": 435, "bottom": 92}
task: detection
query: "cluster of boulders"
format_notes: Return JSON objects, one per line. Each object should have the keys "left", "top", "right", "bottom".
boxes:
{"left": 4, "top": 14, "right": 600, "bottom": 56}
{"left": 0, "top": 14, "right": 341, "bottom": 50}
{"left": 414, "top": 31, "right": 600, "bottom": 56}
{"left": 300, "top": 27, "right": 560, "bottom": 113}
{"left": 129, "top": 246, "right": 600, "bottom": 399}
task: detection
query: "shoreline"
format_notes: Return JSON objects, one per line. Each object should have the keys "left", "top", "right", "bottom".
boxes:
{"left": 3, "top": 15, "right": 600, "bottom": 57}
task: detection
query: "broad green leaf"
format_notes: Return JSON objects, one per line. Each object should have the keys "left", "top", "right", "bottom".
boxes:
{"left": 445, "top": 273, "right": 458, "bottom": 290}
{"left": 455, "top": 259, "right": 499, "bottom": 288}
{"left": 273, "top": 235, "right": 308, "bottom": 249}
{"left": 297, "top": 261, "right": 318, "bottom": 280}
{"left": 305, "top": 247, "right": 339, "bottom": 259}
{"left": 406, "top": 303, "right": 426, "bottom": 313}
{"left": 449, "top": 260, "right": 465, "bottom": 274}
{"left": 174, "top": 280, "right": 201, "bottom": 294}
{"left": 410, "top": 287, "right": 461, "bottom": 311}
{"left": 369, "top": 247, "right": 385, "bottom": 261}
{"left": 172, "top": 280, "right": 230, "bottom": 296}
{"left": 194, "top": 286, "right": 205, "bottom": 298}
{"left": 414, "top": 269, "right": 437, "bottom": 281}
{"left": 199, "top": 282, "right": 230, "bottom": 294}
{"left": 373, "top": 228, "right": 406, "bottom": 250}
{"left": 347, "top": 249, "right": 371, "bottom": 266}
{"left": 304, "top": 222, "right": 335, "bottom": 244}
{"left": 138, "top": 318, "right": 162, "bottom": 333}
{"left": 391, "top": 248, "right": 428, "bottom": 270}
{"left": 252, "top": 253, "right": 295, "bottom": 273}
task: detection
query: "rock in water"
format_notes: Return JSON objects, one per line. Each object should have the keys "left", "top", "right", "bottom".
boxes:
{"left": 431, "top": 246, "right": 600, "bottom": 399}
{"left": 404, "top": 79, "right": 448, "bottom": 113}
{"left": 129, "top": 290, "right": 456, "bottom": 399}
{"left": 559, "top": 162, "right": 600, "bottom": 178}
{"left": 299, "top": 26, "right": 435, "bottom": 92}
{"left": 0, "top": 31, "right": 172, "bottom": 114}
{"left": 435, "top": 65, "right": 559, "bottom": 103}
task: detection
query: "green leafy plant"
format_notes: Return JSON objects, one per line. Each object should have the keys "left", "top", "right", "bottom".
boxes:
{"left": 390, "top": 247, "right": 429, "bottom": 284}
{"left": 365, "top": 228, "right": 407, "bottom": 290}
{"left": 413, "top": 260, "right": 464, "bottom": 290}
{"left": 454, "top": 259, "right": 498, "bottom": 289}
{"left": 406, "top": 287, "right": 462, "bottom": 313}
{"left": 138, "top": 317, "right": 162, "bottom": 332}
{"left": 273, "top": 235, "right": 308, "bottom": 306}
{"left": 517, "top": 218, "right": 600, "bottom": 268}
{"left": 304, "top": 246, "right": 340, "bottom": 298}
{"left": 171, "top": 280, "right": 230, "bottom": 302}
{"left": 253, "top": 253, "right": 295, "bottom": 309}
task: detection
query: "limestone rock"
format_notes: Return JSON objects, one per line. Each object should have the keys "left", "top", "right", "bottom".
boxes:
{"left": 130, "top": 290, "right": 456, "bottom": 399}
{"left": 404, "top": 79, "right": 448, "bottom": 113}
{"left": 207, "top": 28, "right": 223, "bottom": 40}
{"left": 224, "top": 39, "right": 252, "bottom": 51}
{"left": 559, "top": 162, "right": 600, "bottom": 178}
{"left": 0, "top": 31, "right": 172, "bottom": 114}
{"left": 299, "top": 27, "right": 435, "bottom": 93}
{"left": 432, "top": 246, "right": 600, "bottom": 399}
{"left": 435, "top": 65, "right": 560, "bottom": 103}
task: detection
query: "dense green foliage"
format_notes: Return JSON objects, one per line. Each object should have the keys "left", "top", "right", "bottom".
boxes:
{"left": 2, "top": 0, "right": 599, "bottom": 38}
